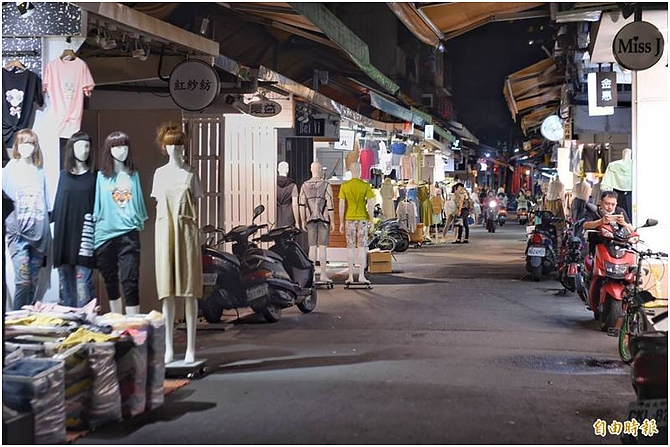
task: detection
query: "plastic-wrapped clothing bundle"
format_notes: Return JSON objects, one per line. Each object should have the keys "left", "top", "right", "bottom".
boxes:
{"left": 143, "top": 314, "right": 166, "bottom": 411}
{"left": 86, "top": 342, "right": 122, "bottom": 428}
{"left": 52, "top": 344, "right": 92, "bottom": 430}
{"left": 115, "top": 329, "right": 149, "bottom": 418}
{"left": 2, "top": 358, "right": 67, "bottom": 444}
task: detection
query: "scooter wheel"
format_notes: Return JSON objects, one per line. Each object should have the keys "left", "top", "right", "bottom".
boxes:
{"left": 297, "top": 289, "right": 317, "bottom": 313}
{"left": 261, "top": 303, "right": 282, "bottom": 323}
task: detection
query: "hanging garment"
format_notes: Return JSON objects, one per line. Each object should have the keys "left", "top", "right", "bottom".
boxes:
{"left": 591, "top": 182, "right": 603, "bottom": 204}
{"left": 299, "top": 178, "right": 333, "bottom": 224}
{"left": 151, "top": 168, "right": 204, "bottom": 299}
{"left": 430, "top": 195, "right": 444, "bottom": 226}
{"left": 582, "top": 144, "right": 600, "bottom": 173}
{"left": 380, "top": 180, "right": 396, "bottom": 218}
{"left": 406, "top": 186, "right": 420, "bottom": 224}
{"left": 43, "top": 57, "right": 95, "bottom": 138}
{"left": 276, "top": 175, "right": 298, "bottom": 227}
{"left": 396, "top": 200, "right": 417, "bottom": 233}
{"left": 598, "top": 144, "right": 611, "bottom": 174}
{"left": 400, "top": 154, "right": 414, "bottom": 179}
{"left": 390, "top": 142, "right": 407, "bottom": 166}
{"left": 418, "top": 185, "right": 432, "bottom": 226}
{"left": 546, "top": 179, "right": 565, "bottom": 201}
{"left": 573, "top": 180, "right": 592, "bottom": 202}
{"left": 359, "top": 147, "right": 375, "bottom": 180}
{"left": 2, "top": 68, "right": 44, "bottom": 146}
{"left": 365, "top": 140, "right": 380, "bottom": 165}
{"left": 569, "top": 142, "right": 582, "bottom": 173}
{"left": 601, "top": 159, "right": 632, "bottom": 192}
{"left": 53, "top": 171, "right": 96, "bottom": 268}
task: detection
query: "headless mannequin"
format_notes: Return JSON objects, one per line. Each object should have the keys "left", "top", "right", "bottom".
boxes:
{"left": 157, "top": 144, "right": 198, "bottom": 364}
{"left": 108, "top": 145, "right": 133, "bottom": 315}
{"left": 622, "top": 148, "right": 632, "bottom": 161}
{"left": 277, "top": 162, "right": 299, "bottom": 227}
{"left": 573, "top": 177, "right": 592, "bottom": 202}
{"left": 338, "top": 162, "right": 374, "bottom": 283}
{"left": 300, "top": 162, "right": 334, "bottom": 282}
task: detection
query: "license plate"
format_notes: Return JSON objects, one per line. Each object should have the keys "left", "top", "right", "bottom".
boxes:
{"left": 528, "top": 247, "right": 546, "bottom": 257}
{"left": 246, "top": 284, "right": 269, "bottom": 301}
{"left": 202, "top": 273, "right": 218, "bottom": 286}
{"left": 628, "top": 399, "right": 668, "bottom": 427}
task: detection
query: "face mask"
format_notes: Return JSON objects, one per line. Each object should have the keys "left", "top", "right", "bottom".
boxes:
{"left": 17, "top": 143, "right": 35, "bottom": 159}
{"left": 73, "top": 140, "right": 91, "bottom": 162}
{"left": 165, "top": 145, "right": 184, "bottom": 159}
{"left": 111, "top": 145, "right": 129, "bottom": 162}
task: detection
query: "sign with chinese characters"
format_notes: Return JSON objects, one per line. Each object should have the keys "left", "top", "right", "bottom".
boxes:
{"left": 295, "top": 118, "right": 326, "bottom": 137}
{"left": 334, "top": 129, "right": 355, "bottom": 150}
{"left": 587, "top": 72, "right": 614, "bottom": 116}
{"left": 169, "top": 60, "right": 220, "bottom": 111}
{"left": 425, "top": 124, "right": 434, "bottom": 140}
{"left": 596, "top": 72, "right": 617, "bottom": 107}
{"left": 247, "top": 99, "right": 282, "bottom": 118}
{"left": 613, "top": 21, "right": 665, "bottom": 71}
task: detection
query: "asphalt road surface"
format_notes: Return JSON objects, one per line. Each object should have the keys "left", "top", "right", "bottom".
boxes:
{"left": 80, "top": 223, "right": 638, "bottom": 444}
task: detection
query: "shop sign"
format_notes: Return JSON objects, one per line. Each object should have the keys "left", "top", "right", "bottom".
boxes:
{"left": 596, "top": 72, "right": 617, "bottom": 107}
{"left": 612, "top": 21, "right": 665, "bottom": 71}
{"left": 169, "top": 60, "right": 220, "bottom": 111}
{"left": 295, "top": 118, "right": 326, "bottom": 137}
{"left": 247, "top": 99, "right": 282, "bottom": 118}
{"left": 335, "top": 129, "right": 355, "bottom": 150}
{"left": 425, "top": 124, "right": 434, "bottom": 140}
{"left": 587, "top": 72, "right": 614, "bottom": 116}
{"left": 402, "top": 122, "right": 414, "bottom": 135}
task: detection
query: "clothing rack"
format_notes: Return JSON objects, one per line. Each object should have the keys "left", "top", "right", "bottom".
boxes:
{"left": 2, "top": 51, "right": 40, "bottom": 57}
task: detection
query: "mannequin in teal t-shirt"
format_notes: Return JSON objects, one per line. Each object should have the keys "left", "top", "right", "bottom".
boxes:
{"left": 93, "top": 131, "right": 147, "bottom": 315}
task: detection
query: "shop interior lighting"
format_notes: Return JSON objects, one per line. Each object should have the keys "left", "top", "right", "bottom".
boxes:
{"left": 16, "top": 1, "right": 35, "bottom": 18}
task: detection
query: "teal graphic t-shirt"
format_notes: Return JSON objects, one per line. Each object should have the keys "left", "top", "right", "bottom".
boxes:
{"left": 93, "top": 171, "right": 148, "bottom": 249}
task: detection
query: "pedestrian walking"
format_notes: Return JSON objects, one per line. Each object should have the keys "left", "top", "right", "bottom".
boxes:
{"left": 452, "top": 183, "right": 471, "bottom": 244}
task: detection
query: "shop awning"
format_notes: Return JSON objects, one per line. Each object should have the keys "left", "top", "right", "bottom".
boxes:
{"left": 386, "top": 2, "right": 443, "bottom": 47}
{"left": 418, "top": 2, "right": 545, "bottom": 40}
{"left": 287, "top": 2, "right": 401, "bottom": 97}
{"left": 447, "top": 121, "right": 479, "bottom": 145}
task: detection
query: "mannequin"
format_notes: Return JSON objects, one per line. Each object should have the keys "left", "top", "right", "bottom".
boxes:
{"left": 152, "top": 123, "right": 204, "bottom": 364}
{"left": 380, "top": 178, "right": 396, "bottom": 218}
{"left": 418, "top": 183, "right": 432, "bottom": 238}
{"left": 299, "top": 162, "right": 334, "bottom": 282}
{"left": 571, "top": 176, "right": 592, "bottom": 236}
{"left": 430, "top": 187, "right": 444, "bottom": 242}
{"left": 2, "top": 129, "right": 52, "bottom": 310}
{"left": 406, "top": 179, "right": 420, "bottom": 225}
{"left": 601, "top": 148, "right": 633, "bottom": 217}
{"left": 546, "top": 174, "right": 566, "bottom": 221}
{"left": 94, "top": 131, "right": 148, "bottom": 316}
{"left": 338, "top": 162, "right": 374, "bottom": 284}
{"left": 345, "top": 138, "right": 361, "bottom": 172}
{"left": 53, "top": 132, "right": 97, "bottom": 308}
{"left": 276, "top": 161, "right": 299, "bottom": 228}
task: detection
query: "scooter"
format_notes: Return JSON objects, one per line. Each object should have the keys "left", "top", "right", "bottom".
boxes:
{"left": 623, "top": 330, "right": 668, "bottom": 444}
{"left": 484, "top": 198, "right": 500, "bottom": 233}
{"left": 557, "top": 217, "right": 587, "bottom": 294}
{"left": 581, "top": 204, "right": 644, "bottom": 332}
{"left": 245, "top": 221, "right": 317, "bottom": 322}
{"left": 199, "top": 211, "right": 268, "bottom": 323}
{"left": 498, "top": 208, "right": 507, "bottom": 227}
{"left": 525, "top": 210, "right": 561, "bottom": 282}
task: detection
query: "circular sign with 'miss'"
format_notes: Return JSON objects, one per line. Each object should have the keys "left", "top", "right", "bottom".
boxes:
{"left": 169, "top": 60, "right": 220, "bottom": 111}
{"left": 612, "top": 21, "right": 665, "bottom": 71}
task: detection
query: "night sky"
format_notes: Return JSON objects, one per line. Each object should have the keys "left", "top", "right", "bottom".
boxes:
{"left": 447, "top": 18, "right": 555, "bottom": 150}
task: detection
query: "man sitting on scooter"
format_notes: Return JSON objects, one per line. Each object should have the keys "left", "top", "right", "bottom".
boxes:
{"left": 583, "top": 190, "right": 633, "bottom": 255}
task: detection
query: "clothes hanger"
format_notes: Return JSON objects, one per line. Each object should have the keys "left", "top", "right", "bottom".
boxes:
{"left": 4, "top": 59, "right": 26, "bottom": 71}
{"left": 60, "top": 37, "right": 77, "bottom": 60}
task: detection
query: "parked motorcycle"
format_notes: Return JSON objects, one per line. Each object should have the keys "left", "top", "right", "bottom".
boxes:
{"left": 581, "top": 204, "right": 653, "bottom": 332}
{"left": 484, "top": 197, "right": 500, "bottom": 233}
{"left": 556, "top": 217, "right": 587, "bottom": 294}
{"left": 623, "top": 330, "right": 668, "bottom": 444}
{"left": 369, "top": 218, "right": 410, "bottom": 252}
{"left": 525, "top": 210, "right": 561, "bottom": 282}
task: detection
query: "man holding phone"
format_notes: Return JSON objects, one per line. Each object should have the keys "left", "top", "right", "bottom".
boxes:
{"left": 583, "top": 190, "right": 633, "bottom": 255}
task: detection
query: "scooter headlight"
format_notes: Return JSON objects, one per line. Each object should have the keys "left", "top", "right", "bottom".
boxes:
{"left": 488, "top": 201, "right": 497, "bottom": 208}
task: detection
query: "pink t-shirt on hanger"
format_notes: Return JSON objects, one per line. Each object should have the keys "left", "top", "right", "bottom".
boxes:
{"left": 43, "top": 58, "right": 95, "bottom": 138}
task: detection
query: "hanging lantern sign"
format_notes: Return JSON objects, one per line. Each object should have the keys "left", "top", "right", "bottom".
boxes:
{"left": 612, "top": 21, "right": 665, "bottom": 71}
{"left": 169, "top": 60, "right": 220, "bottom": 111}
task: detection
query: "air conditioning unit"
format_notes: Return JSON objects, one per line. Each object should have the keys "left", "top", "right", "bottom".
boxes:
{"left": 421, "top": 93, "right": 434, "bottom": 108}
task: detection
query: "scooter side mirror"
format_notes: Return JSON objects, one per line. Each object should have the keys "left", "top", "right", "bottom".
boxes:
{"left": 202, "top": 225, "right": 216, "bottom": 233}
{"left": 252, "top": 205, "right": 266, "bottom": 222}
{"left": 643, "top": 218, "right": 658, "bottom": 228}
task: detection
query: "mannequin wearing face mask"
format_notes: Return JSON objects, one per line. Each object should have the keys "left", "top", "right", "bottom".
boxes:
{"left": 53, "top": 132, "right": 97, "bottom": 308}
{"left": 152, "top": 123, "right": 204, "bottom": 364}
{"left": 2, "top": 129, "right": 52, "bottom": 310}
{"left": 93, "top": 131, "right": 148, "bottom": 315}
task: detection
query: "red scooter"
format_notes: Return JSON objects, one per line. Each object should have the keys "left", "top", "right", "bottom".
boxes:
{"left": 582, "top": 204, "right": 643, "bottom": 331}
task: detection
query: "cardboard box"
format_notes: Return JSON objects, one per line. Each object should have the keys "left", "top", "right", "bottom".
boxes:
{"left": 368, "top": 250, "right": 392, "bottom": 274}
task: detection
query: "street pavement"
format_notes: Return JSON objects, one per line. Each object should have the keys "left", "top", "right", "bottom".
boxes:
{"left": 80, "top": 222, "right": 637, "bottom": 444}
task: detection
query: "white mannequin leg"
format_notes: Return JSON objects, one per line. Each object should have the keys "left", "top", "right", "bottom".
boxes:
{"left": 126, "top": 305, "right": 140, "bottom": 315}
{"left": 309, "top": 245, "right": 318, "bottom": 279}
{"left": 318, "top": 246, "right": 330, "bottom": 282}
{"left": 184, "top": 297, "right": 198, "bottom": 364}
{"left": 163, "top": 297, "right": 175, "bottom": 364}
{"left": 346, "top": 248, "right": 356, "bottom": 283}
{"left": 357, "top": 246, "right": 368, "bottom": 283}
{"left": 109, "top": 298, "right": 124, "bottom": 314}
